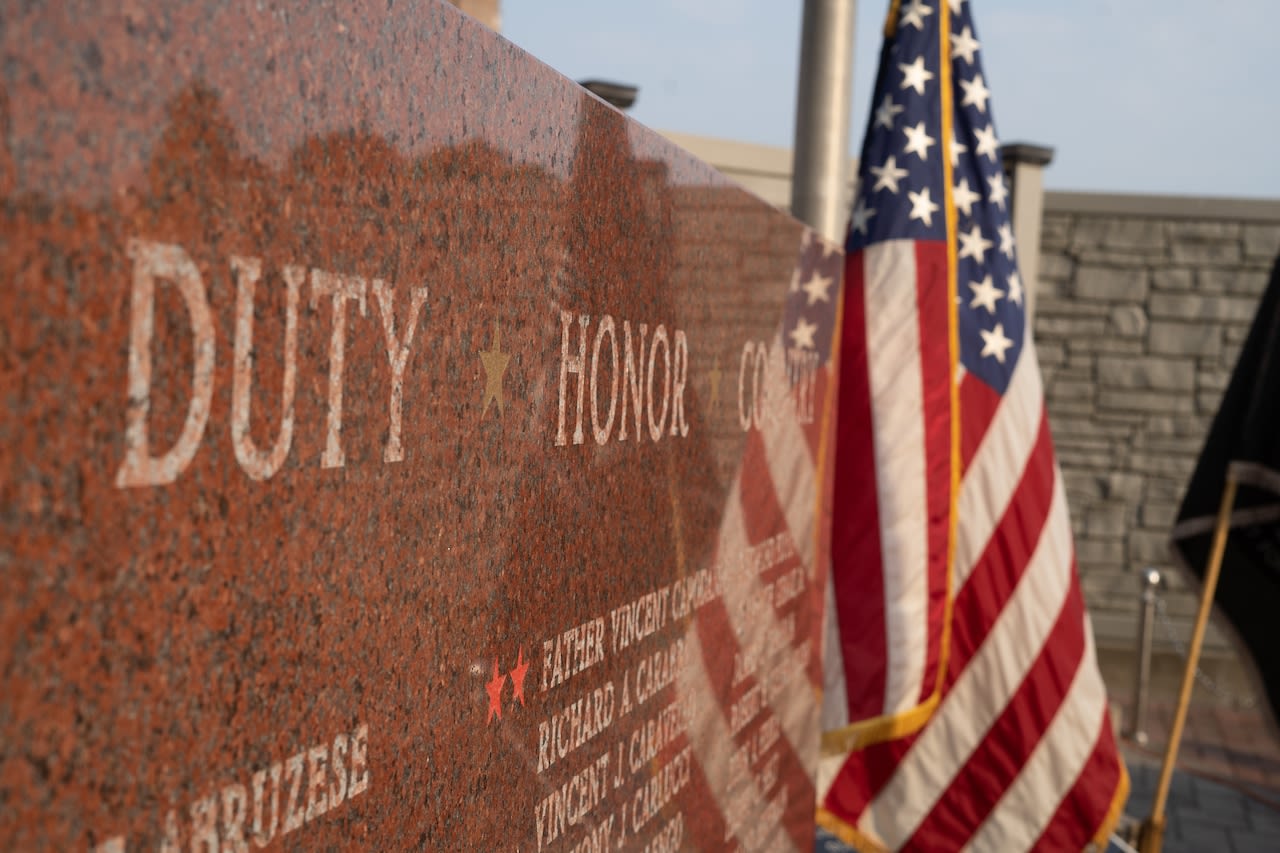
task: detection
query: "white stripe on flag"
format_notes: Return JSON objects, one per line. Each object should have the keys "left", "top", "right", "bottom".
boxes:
{"left": 953, "top": 349, "right": 1043, "bottom": 590}
{"left": 821, "top": 568, "right": 850, "bottom": 732}
{"left": 858, "top": 471, "right": 1073, "bottom": 848}
{"left": 759, "top": 335, "right": 819, "bottom": 570}
{"left": 962, "top": 604, "right": 1107, "bottom": 852}
{"left": 865, "top": 239, "right": 929, "bottom": 716}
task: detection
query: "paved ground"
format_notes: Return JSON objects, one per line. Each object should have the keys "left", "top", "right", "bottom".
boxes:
{"left": 1120, "top": 758, "right": 1280, "bottom": 852}
{"left": 1114, "top": 698, "right": 1280, "bottom": 852}
{"left": 815, "top": 698, "right": 1280, "bottom": 851}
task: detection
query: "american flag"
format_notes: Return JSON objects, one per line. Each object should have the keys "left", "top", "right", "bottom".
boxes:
{"left": 818, "top": 1, "right": 1129, "bottom": 849}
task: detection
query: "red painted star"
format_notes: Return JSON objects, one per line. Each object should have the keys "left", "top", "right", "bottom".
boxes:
{"left": 485, "top": 658, "right": 506, "bottom": 724}
{"left": 510, "top": 647, "right": 530, "bottom": 706}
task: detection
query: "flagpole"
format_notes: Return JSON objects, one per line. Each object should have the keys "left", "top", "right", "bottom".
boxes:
{"left": 790, "top": 0, "right": 856, "bottom": 243}
{"left": 1138, "top": 472, "right": 1239, "bottom": 853}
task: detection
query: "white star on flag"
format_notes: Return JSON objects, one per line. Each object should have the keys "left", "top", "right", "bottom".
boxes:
{"left": 900, "top": 0, "right": 934, "bottom": 31}
{"left": 953, "top": 178, "right": 981, "bottom": 217}
{"left": 875, "top": 94, "right": 905, "bottom": 130}
{"left": 908, "top": 187, "right": 941, "bottom": 227}
{"left": 998, "top": 222, "right": 1016, "bottom": 258}
{"left": 958, "top": 224, "right": 993, "bottom": 262}
{"left": 988, "top": 172, "right": 1009, "bottom": 209}
{"left": 968, "top": 274, "right": 1003, "bottom": 314}
{"left": 789, "top": 317, "right": 818, "bottom": 349}
{"left": 959, "top": 73, "right": 991, "bottom": 112}
{"left": 903, "top": 122, "right": 936, "bottom": 160}
{"left": 850, "top": 198, "right": 876, "bottom": 235}
{"left": 898, "top": 55, "right": 934, "bottom": 95}
{"left": 870, "top": 155, "right": 910, "bottom": 193}
{"left": 974, "top": 123, "right": 1000, "bottom": 161}
{"left": 950, "top": 131, "right": 967, "bottom": 167}
{"left": 951, "top": 25, "right": 981, "bottom": 64}
{"left": 1007, "top": 270, "right": 1024, "bottom": 305}
{"left": 979, "top": 322, "right": 1015, "bottom": 363}
{"left": 802, "top": 272, "right": 834, "bottom": 305}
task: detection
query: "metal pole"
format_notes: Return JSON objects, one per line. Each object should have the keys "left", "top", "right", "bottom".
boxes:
{"left": 1127, "top": 567, "right": 1161, "bottom": 746}
{"left": 790, "top": 0, "right": 856, "bottom": 243}
{"left": 1139, "top": 474, "right": 1239, "bottom": 853}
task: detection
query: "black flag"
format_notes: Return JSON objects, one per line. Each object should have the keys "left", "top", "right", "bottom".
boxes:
{"left": 1171, "top": 253, "right": 1280, "bottom": 725}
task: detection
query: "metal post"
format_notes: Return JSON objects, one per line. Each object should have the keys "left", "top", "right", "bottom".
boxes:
{"left": 1127, "top": 567, "right": 1162, "bottom": 746}
{"left": 1001, "top": 142, "right": 1054, "bottom": 327}
{"left": 790, "top": 0, "right": 856, "bottom": 243}
{"left": 1140, "top": 475, "right": 1239, "bottom": 853}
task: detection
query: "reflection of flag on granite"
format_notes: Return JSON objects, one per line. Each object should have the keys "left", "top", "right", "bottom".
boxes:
{"left": 819, "top": 1, "right": 1128, "bottom": 849}
{"left": 670, "top": 225, "right": 845, "bottom": 851}
{"left": 1171, "top": 255, "right": 1280, "bottom": 726}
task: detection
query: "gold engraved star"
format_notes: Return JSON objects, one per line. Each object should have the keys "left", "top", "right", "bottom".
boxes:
{"left": 479, "top": 319, "right": 511, "bottom": 417}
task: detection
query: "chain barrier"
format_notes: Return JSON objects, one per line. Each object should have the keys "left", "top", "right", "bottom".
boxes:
{"left": 1152, "top": 593, "right": 1257, "bottom": 709}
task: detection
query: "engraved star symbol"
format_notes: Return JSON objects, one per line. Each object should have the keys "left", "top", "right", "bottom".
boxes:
{"left": 485, "top": 658, "right": 506, "bottom": 724}
{"left": 509, "top": 647, "right": 530, "bottom": 706}
{"left": 479, "top": 319, "right": 511, "bottom": 417}
{"left": 790, "top": 317, "right": 818, "bottom": 350}
{"left": 801, "top": 271, "right": 834, "bottom": 305}
{"left": 979, "top": 323, "right": 1015, "bottom": 363}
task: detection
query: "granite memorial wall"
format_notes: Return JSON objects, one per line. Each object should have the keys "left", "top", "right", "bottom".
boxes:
{"left": 0, "top": 1, "right": 844, "bottom": 849}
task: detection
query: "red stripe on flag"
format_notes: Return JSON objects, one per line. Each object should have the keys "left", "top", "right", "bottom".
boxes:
{"left": 823, "top": 730, "right": 920, "bottom": 826}
{"left": 904, "top": 573, "right": 1089, "bottom": 849}
{"left": 1032, "top": 716, "right": 1126, "bottom": 852}
{"left": 915, "top": 240, "right": 953, "bottom": 706}
{"left": 832, "top": 251, "right": 889, "bottom": 722}
{"left": 959, "top": 370, "right": 1003, "bottom": 474}
{"left": 948, "top": 407, "right": 1057, "bottom": 678}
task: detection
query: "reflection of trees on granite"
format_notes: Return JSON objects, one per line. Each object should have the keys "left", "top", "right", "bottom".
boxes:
{"left": 0, "top": 72, "right": 816, "bottom": 849}
{"left": 1, "top": 79, "right": 585, "bottom": 850}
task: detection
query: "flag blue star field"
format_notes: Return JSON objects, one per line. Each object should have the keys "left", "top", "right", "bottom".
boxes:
{"left": 818, "top": 1, "right": 1128, "bottom": 849}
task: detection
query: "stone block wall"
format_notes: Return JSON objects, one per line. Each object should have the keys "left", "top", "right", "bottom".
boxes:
{"left": 1034, "top": 192, "right": 1280, "bottom": 703}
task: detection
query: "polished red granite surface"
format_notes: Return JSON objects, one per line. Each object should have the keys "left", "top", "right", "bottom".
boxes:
{"left": 0, "top": 2, "right": 844, "bottom": 848}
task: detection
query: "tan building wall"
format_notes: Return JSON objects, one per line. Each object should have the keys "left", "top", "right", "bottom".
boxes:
{"left": 446, "top": 0, "right": 501, "bottom": 31}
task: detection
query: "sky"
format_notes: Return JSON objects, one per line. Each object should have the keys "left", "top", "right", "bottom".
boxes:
{"left": 502, "top": 0, "right": 1279, "bottom": 200}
